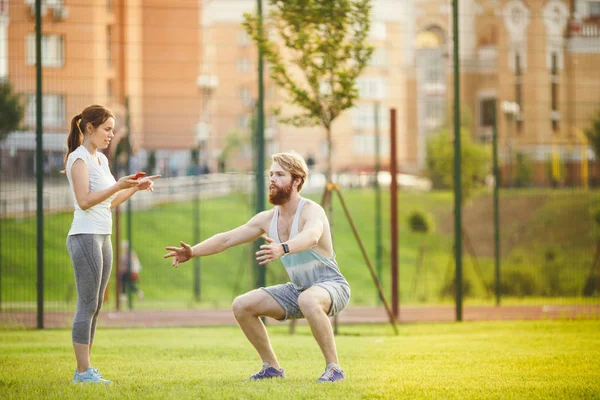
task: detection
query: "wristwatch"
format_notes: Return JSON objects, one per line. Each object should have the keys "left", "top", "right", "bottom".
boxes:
{"left": 281, "top": 243, "right": 290, "bottom": 256}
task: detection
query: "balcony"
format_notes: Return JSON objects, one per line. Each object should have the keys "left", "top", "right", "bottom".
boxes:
{"left": 477, "top": 45, "right": 498, "bottom": 71}
{"left": 569, "top": 19, "right": 600, "bottom": 37}
{"left": 567, "top": 19, "right": 600, "bottom": 53}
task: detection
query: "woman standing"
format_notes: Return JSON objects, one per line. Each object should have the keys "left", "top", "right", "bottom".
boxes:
{"left": 64, "top": 105, "right": 158, "bottom": 384}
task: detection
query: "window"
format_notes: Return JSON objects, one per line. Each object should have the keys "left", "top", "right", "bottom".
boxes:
{"left": 107, "top": 26, "right": 112, "bottom": 68}
{"left": 237, "top": 58, "right": 251, "bottom": 72}
{"left": 237, "top": 30, "right": 250, "bottom": 47}
{"left": 423, "top": 98, "right": 445, "bottom": 130}
{"left": 551, "top": 52, "right": 559, "bottom": 131}
{"left": 26, "top": 34, "right": 64, "bottom": 67}
{"left": 480, "top": 98, "right": 497, "bottom": 128}
{"left": 107, "top": 80, "right": 113, "bottom": 101}
{"left": 370, "top": 21, "right": 387, "bottom": 40}
{"left": 356, "top": 77, "right": 388, "bottom": 100}
{"left": 369, "top": 48, "right": 387, "bottom": 67}
{"left": 352, "top": 133, "right": 390, "bottom": 155}
{"left": 239, "top": 87, "right": 253, "bottom": 107}
{"left": 238, "top": 115, "right": 249, "bottom": 129}
{"left": 590, "top": 1, "right": 600, "bottom": 18}
{"left": 351, "top": 104, "right": 387, "bottom": 130}
{"left": 26, "top": 94, "right": 65, "bottom": 127}
{"left": 515, "top": 53, "right": 523, "bottom": 133}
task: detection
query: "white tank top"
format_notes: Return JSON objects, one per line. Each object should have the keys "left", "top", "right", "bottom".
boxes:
{"left": 268, "top": 198, "right": 348, "bottom": 290}
{"left": 66, "top": 146, "right": 117, "bottom": 235}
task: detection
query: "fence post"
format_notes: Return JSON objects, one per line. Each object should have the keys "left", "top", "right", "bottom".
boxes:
{"left": 493, "top": 114, "right": 501, "bottom": 306}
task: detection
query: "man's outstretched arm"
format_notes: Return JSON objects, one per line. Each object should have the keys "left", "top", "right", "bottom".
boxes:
{"left": 164, "top": 211, "right": 269, "bottom": 267}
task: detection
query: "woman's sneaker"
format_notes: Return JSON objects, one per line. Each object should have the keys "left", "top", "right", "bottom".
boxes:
{"left": 317, "top": 364, "right": 345, "bottom": 382}
{"left": 246, "top": 362, "right": 285, "bottom": 380}
{"left": 72, "top": 367, "right": 112, "bottom": 385}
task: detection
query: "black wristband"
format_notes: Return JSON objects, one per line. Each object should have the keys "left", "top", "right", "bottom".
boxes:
{"left": 282, "top": 243, "right": 290, "bottom": 255}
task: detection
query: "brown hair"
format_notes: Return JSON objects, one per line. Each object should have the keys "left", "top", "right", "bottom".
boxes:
{"left": 62, "top": 105, "right": 114, "bottom": 172}
{"left": 272, "top": 151, "right": 309, "bottom": 192}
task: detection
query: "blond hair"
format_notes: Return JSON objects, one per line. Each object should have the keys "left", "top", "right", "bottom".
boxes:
{"left": 272, "top": 151, "right": 309, "bottom": 192}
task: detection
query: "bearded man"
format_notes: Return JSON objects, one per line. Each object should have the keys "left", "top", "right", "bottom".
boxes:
{"left": 164, "top": 152, "right": 350, "bottom": 382}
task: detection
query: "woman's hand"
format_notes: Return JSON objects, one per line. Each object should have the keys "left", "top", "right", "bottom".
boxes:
{"left": 136, "top": 175, "right": 161, "bottom": 192}
{"left": 117, "top": 174, "right": 140, "bottom": 190}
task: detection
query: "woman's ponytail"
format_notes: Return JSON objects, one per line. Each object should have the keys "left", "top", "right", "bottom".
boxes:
{"left": 61, "top": 114, "right": 84, "bottom": 173}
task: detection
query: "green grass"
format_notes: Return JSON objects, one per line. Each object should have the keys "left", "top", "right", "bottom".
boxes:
{"left": 2, "top": 188, "right": 599, "bottom": 310}
{"left": 1, "top": 320, "right": 599, "bottom": 399}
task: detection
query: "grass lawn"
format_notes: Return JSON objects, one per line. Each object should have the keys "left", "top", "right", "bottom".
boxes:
{"left": 1, "top": 320, "right": 599, "bottom": 399}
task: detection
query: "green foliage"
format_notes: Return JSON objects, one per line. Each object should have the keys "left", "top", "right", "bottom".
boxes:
{"left": 584, "top": 109, "right": 600, "bottom": 160}
{"left": 244, "top": 0, "right": 373, "bottom": 129}
{"left": 513, "top": 151, "right": 534, "bottom": 188}
{"left": 500, "top": 269, "right": 541, "bottom": 297}
{"left": 244, "top": 0, "right": 374, "bottom": 179}
{"left": 425, "top": 127, "right": 491, "bottom": 201}
{"left": 407, "top": 210, "right": 435, "bottom": 234}
{"left": 0, "top": 79, "right": 25, "bottom": 141}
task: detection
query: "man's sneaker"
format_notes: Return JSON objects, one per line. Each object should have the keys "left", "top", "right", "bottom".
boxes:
{"left": 317, "top": 364, "right": 345, "bottom": 382}
{"left": 72, "top": 367, "right": 112, "bottom": 385}
{"left": 246, "top": 362, "right": 285, "bottom": 380}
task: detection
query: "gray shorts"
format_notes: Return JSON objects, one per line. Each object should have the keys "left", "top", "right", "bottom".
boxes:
{"left": 261, "top": 281, "right": 351, "bottom": 321}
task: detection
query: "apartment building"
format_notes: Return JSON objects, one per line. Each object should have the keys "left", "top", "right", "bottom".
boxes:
{"left": 2, "top": 0, "right": 599, "bottom": 182}
{"left": 408, "top": 0, "right": 600, "bottom": 183}
{"left": 0, "top": 0, "right": 202, "bottom": 178}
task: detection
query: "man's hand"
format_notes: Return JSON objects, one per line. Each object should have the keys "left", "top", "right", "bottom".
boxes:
{"left": 164, "top": 241, "right": 193, "bottom": 268}
{"left": 255, "top": 236, "right": 285, "bottom": 265}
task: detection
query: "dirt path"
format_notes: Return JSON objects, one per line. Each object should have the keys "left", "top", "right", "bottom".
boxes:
{"left": 3, "top": 304, "right": 599, "bottom": 329}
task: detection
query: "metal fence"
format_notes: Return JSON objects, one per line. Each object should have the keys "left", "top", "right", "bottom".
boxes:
{"left": 1, "top": 0, "right": 600, "bottom": 328}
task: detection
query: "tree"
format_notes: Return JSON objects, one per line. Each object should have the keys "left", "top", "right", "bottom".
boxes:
{"left": 585, "top": 109, "right": 600, "bottom": 160}
{"left": 243, "top": 0, "right": 374, "bottom": 182}
{"left": 0, "top": 79, "right": 25, "bottom": 142}
{"left": 426, "top": 124, "right": 491, "bottom": 202}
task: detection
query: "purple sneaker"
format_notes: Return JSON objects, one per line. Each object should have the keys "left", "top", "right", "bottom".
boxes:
{"left": 246, "top": 362, "right": 285, "bottom": 380}
{"left": 317, "top": 364, "right": 345, "bottom": 382}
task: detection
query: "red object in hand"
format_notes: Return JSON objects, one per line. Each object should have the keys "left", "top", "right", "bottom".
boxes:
{"left": 134, "top": 172, "right": 146, "bottom": 179}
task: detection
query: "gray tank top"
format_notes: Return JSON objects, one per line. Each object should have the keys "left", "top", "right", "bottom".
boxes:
{"left": 268, "top": 198, "right": 348, "bottom": 290}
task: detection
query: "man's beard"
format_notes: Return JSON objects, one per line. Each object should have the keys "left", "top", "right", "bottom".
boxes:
{"left": 268, "top": 182, "right": 293, "bottom": 205}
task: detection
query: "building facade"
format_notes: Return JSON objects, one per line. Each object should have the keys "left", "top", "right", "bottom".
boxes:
{"left": 2, "top": 0, "right": 599, "bottom": 183}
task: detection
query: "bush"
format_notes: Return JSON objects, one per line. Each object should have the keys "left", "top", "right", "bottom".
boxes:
{"left": 407, "top": 210, "right": 435, "bottom": 234}
{"left": 439, "top": 278, "right": 474, "bottom": 299}
{"left": 425, "top": 126, "right": 490, "bottom": 201}
{"left": 500, "top": 270, "right": 541, "bottom": 297}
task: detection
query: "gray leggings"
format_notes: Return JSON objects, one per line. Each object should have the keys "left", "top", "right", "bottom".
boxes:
{"left": 67, "top": 234, "right": 112, "bottom": 345}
